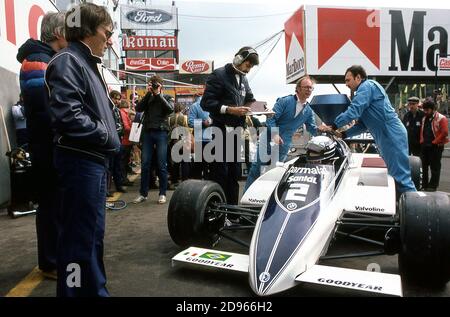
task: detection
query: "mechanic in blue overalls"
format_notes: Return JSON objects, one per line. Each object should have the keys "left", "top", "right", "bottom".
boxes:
{"left": 244, "top": 76, "right": 320, "bottom": 192}
{"left": 326, "top": 65, "right": 416, "bottom": 194}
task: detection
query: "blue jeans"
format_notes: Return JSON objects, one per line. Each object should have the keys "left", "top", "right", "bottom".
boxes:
{"left": 54, "top": 149, "right": 109, "bottom": 297}
{"left": 140, "top": 129, "right": 168, "bottom": 196}
{"left": 31, "top": 142, "right": 58, "bottom": 272}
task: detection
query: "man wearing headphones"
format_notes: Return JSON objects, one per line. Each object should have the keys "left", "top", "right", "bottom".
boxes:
{"left": 201, "top": 46, "right": 259, "bottom": 205}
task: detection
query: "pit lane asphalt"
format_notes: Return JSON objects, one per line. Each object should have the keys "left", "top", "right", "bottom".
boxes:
{"left": 1, "top": 157, "right": 450, "bottom": 297}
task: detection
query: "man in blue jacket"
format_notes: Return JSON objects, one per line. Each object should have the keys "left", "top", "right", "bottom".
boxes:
{"left": 188, "top": 94, "right": 212, "bottom": 179}
{"left": 245, "top": 76, "right": 319, "bottom": 191}
{"left": 45, "top": 3, "right": 120, "bottom": 297}
{"left": 327, "top": 65, "right": 416, "bottom": 194}
{"left": 17, "top": 12, "right": 67, "bottom": 280}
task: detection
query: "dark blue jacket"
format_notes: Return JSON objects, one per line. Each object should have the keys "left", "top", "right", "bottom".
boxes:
{"left": 45, "top": 42, "right": 120, "bottom": 164}
{"left": 201, "top": 63, "right": 255, "bottom": 127}
{"left": 17, "top": 39, "right": 54, "bottom": 146}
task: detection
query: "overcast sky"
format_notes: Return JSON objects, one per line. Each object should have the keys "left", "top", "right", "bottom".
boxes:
{"left": 146, "top": 0, "right": 449, "bottom": 106}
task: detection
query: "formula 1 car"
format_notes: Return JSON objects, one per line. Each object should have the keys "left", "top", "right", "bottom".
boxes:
{"left": 168, "top": 94, "right": 450, "bottom": 296}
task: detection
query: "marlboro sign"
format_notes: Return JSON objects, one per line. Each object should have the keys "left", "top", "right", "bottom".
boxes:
{"left": 285, "top": 5, "right": 450, "bottom": 83}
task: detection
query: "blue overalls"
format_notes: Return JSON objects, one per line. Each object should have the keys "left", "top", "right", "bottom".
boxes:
{"left": 245, "top": 94, "right": 317, "bottom": 191}
{"left": 334, "top": 79, "right": 416, "bottom": 193}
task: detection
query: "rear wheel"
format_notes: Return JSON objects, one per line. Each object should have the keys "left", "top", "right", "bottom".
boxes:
{"left": 398, "top": 191, "right": 450, "bottom": 286}
{"left": 168, "top": 180, "right": 226, "bottom": 248}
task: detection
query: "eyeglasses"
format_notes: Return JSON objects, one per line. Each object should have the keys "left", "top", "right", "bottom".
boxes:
{"left": 301, "top": 86, "right": 314, "bottom": 91}
{"left": 102, "top": 27, "right": 114, "bottom": 40}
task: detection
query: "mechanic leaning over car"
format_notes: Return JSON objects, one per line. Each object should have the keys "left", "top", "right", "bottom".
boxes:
{"left": 200, "top": 46, "right": 259, "bottom": 205}
{"left": 325, "top": 65, "right": 416, "bottom": 194}
{"left": 244, "top": 76, "right": 322, "bottom": 192}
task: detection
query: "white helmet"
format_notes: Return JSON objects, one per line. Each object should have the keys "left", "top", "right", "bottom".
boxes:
{"left": 306, "top": 135, "right": 336, "bottom": 164}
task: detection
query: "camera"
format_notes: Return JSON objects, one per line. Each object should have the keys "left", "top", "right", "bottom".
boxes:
{"left": 151, "top": 82, "right": 159, "bottom": 90}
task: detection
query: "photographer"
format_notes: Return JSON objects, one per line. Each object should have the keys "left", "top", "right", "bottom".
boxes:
{"left": 133, "top": 75, "right": 174, "bottom": 204}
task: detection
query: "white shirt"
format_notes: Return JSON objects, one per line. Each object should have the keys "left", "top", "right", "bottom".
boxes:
{"left": 295, "top": 100, "right": 306, "bottom": 117}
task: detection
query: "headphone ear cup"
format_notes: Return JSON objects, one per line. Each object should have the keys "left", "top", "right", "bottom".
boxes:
{"left": 233, "top": 54, "right": 243, "bottom": 66}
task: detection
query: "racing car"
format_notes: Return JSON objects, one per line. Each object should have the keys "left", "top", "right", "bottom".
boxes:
{"left": 168, "top": 94, "right": 450, "bottom": 296}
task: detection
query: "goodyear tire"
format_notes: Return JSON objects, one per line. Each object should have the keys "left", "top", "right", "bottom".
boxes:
{"left": 408, "top": 155, "right": 422, "bottom": 190}
{"left": 168, "top": 180, "right": 226, "bottom": 248}
{"left": 398, "top": 191, "right": 450, "bottom": 286}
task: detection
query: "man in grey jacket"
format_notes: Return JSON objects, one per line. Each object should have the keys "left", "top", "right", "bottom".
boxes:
{"left": 45, "top": 3, "right": 120, "bottom": 297}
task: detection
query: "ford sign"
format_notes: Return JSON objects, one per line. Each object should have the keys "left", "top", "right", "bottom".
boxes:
{"left": 126, "top": 9, "right": 172, "bottom": 25}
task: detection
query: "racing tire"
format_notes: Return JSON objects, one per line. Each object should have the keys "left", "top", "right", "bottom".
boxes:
{"left": 168, "top": 180, "right": 226, "bottom": 248}
{"left": 398, "top": 191, "right": 450, "bottom": 286}
{"left": 408, "top": 155, "right": 422, "bottom": 190}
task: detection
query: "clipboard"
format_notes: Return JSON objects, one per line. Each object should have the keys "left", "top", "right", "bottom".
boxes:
{"left": 245, "top": 101, "right": 274, "bottom": 116}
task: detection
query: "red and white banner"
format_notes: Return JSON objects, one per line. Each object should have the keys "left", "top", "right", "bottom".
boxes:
{"left": 439, "top": 57, "right": 450, "bottom": 71}
{"left": 123, "top": 36, "right": 177, "bottom": 51}
{"left": 284, "top": 7, "right": 306, "bottom": 83}
{"left": 179, "top": 60, "right": 213, "bottom": 74}
{"left": 125, "top": 58, "right": 176, "bottom": 71}
{"left": 285, "top": 5, "right": 450, "bottom": 82}
{"left": 0, "top": 0, "right": 57, "bottom": 74}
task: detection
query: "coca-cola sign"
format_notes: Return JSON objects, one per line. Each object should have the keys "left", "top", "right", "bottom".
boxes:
{"left": 121, "top": 5, "right": 178, "bottom": 30}
{"left": 179, "top": 60, "right": 213, "bottom": 74}
{"left": 125, "top": 58, "right": 176, "bottom": 71}
{"left": 439, "top": 57, "right": 450, "bottom": 71}
{"left": 126, "top": 9, "right": 172, "bottom": 25}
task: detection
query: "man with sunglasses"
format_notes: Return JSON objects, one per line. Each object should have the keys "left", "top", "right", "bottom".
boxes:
{"left": 45, "top": 3, "right": 120, "bottom": 297}
{"left": 245, "top": 76, "right": 321, "bottom": 191}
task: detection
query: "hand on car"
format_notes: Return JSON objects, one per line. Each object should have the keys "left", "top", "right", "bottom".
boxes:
{"left": 318, "top": 124, "right": 333, "bottom": 132}
{"left": 272, "top": 134, "right": 284, "bottom": 145}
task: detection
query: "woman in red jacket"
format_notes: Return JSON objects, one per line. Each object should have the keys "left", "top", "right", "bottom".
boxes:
{"left": 119, "top": 99, "right": 134, "bottom": 184}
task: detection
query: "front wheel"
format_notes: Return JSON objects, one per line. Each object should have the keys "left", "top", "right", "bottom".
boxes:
{"left": 167, "top": 180, "right": 226, "bottom": 248}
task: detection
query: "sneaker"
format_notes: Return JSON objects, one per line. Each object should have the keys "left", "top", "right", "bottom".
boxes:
{"left": 133, "top": 195, "right": 147, "bottom": 204}
{"left": 158, "top": 195, "right": 167, "bottom": 204}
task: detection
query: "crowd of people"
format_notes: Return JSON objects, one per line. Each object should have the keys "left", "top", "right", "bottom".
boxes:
{"left": 8, "top": 2, "right": 449, "bottom": 297}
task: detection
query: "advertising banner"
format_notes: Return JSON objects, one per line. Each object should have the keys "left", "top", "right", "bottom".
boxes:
{"left": 123, "top": 35, "right": 177, "bottom": 50}
{"left": 125, "top": 58, "right": 176, "bottom": 71}
{"left": 285, "top": 5, "right": 450, "bottom": 83}
{"left": 0, "top": 0, "right": 57, "bottom": 74}
{"left": 179, "top": 60, "right": 213, "bottom": 74}
{"left": 120, "top": 4, "right": 178, "bottom": 30}
{"left": 284, "top": 7, "right": 306, "bottom": 84}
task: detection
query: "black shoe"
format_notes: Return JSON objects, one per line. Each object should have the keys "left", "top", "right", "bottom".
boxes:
{"left": 116, "top": 187, "right": 127, "bottom": 193}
